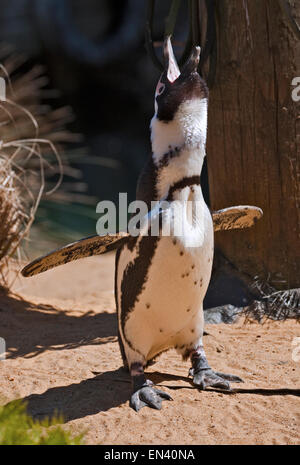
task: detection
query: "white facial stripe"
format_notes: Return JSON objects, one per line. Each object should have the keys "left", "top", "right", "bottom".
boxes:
{"left": 154, "top": 76, "right": 165, "bottom": 114}
{"left": 155, "top": 77, "right": 165, "bottom": 98}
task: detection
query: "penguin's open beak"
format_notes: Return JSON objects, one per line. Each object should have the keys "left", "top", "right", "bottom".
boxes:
{"left": 163, "top": 37, "right": 201, "bottom": 82}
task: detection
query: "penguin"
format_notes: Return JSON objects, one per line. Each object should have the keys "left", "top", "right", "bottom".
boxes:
{"left": 115, "top": 38, "right": 244, "bottom": 411}
{"left": 21, "top": 38, "right": 263, "bottom": 412}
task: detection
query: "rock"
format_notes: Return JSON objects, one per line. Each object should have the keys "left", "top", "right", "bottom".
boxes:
{"left": 204, "top": 304, "right": 243, "bottom": 324}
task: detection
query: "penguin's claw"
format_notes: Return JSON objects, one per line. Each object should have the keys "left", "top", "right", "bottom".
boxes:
{"left": 130, "top": 384, "right": 172, "bottom": 412}
{"left": 214, "top": 371, "right": 244, "bottom": 383}
{"left": 192, "top": 368, "right": 243, "bottom": 391}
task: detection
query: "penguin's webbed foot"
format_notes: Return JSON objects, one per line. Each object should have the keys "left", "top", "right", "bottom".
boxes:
{"left": 130, "top": 380, "right": 172, "bottom": 412}
{"left": 189, "top": 345, "right": 243, "bottom": 390}
{"left": 190, "top": 367, "right": 243, "bottom": 390}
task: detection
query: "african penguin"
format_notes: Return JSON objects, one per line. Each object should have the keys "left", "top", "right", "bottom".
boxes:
{"left": 115, "top": 38, "right": 243, "bottom": 412}
{"left": 21, "top": 37, "right": 264, "bottom": 412}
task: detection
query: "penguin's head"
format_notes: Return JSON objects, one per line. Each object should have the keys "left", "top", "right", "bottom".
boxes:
{"left": 154, "top": 37, "right": 208, "bottom": 123}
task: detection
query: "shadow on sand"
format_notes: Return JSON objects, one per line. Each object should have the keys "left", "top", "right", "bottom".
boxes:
{"left": 4, "top": 370, "right": 297, "bottom": 423}
{"left": 1, "top": 293, "right": 299, "bottom": 420}
{"left": 0, "top": 293, "right": 117, "bottom": 359}
{"left": 150, "top": 372, "right": 300, "bottom": 397}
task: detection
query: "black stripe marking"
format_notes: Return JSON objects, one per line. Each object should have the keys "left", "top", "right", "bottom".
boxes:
{"left": 120, "top": 235, "right": 160, "bottom": 353}
{"left": 117, "top": 153, "right": 160, "bottom": 360}
{"left": 115, "top": 246, "right": 128, "bottom": 368}
{"left": 136, "top": 155, "right": 158, "bottom": 209}
{"left": 166, "top": 175, "right": 201, "bottom": 201}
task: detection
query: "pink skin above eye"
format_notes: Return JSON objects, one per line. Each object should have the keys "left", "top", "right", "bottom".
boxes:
{"left": 155, "top": 80, "right": 165, "bottom": 98}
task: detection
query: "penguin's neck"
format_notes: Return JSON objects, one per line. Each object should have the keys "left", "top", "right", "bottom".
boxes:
{"left": 150, "top": 98, "right": 208, "bottom": 200}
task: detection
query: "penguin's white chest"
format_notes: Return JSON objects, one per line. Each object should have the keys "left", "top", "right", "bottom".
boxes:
{"left": 117, "top": 199, "right": 214, "bottom": 361}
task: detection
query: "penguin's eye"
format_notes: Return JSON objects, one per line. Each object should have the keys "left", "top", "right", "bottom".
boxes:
{"left": 157, "top": 83, "right": 165, "bottom": 96}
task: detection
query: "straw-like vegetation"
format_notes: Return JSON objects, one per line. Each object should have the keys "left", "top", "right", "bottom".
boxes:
{"left": 244, "top": 276, "right": 300, "bottom": 322}
{"left": 0, "top": 48, "right": 80, "bottom": 290}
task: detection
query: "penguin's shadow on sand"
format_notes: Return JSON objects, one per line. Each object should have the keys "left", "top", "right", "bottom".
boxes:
{"left": 2, "top": 295, "right": 299, "bottom": 419}
{"left": 16, "top": 370, "right": 300, "bottom": 422}
{"left": 0, "top": 294, "right": 117, "bottom": 359}
{"left": 22, "top": 368, "right": 132, "bottom": 421}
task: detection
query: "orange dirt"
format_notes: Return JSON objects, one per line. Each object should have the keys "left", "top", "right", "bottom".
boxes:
{"left": 0, "top": 253, "right": 299, "bottom": 444}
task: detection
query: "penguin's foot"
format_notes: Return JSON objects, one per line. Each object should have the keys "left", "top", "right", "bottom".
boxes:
{"left": 189, "top": 367, "right": 243, "bottom": 390}
{"left": 130, "top": 379, "right": 172, "bottom": 412}
{"left": 188, "top": 345, "right": 243, "bottom": 390}
{"left": 129, "top": 362, "right": 172, "bottom": 412}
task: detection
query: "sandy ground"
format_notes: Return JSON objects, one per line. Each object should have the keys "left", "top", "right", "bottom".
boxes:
{"left": 0, "top": 253, "right": 299, "bottom": 445}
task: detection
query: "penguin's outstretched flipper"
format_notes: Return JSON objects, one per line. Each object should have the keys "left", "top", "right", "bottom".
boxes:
{"left": 21, "top": 205, "right": 262, "bottom": 277}
{"left": 21, "top": 232, "right": 129, "bottom": 277}
{"left": 212, "top": 205, "right": 263, "bottom": 232}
